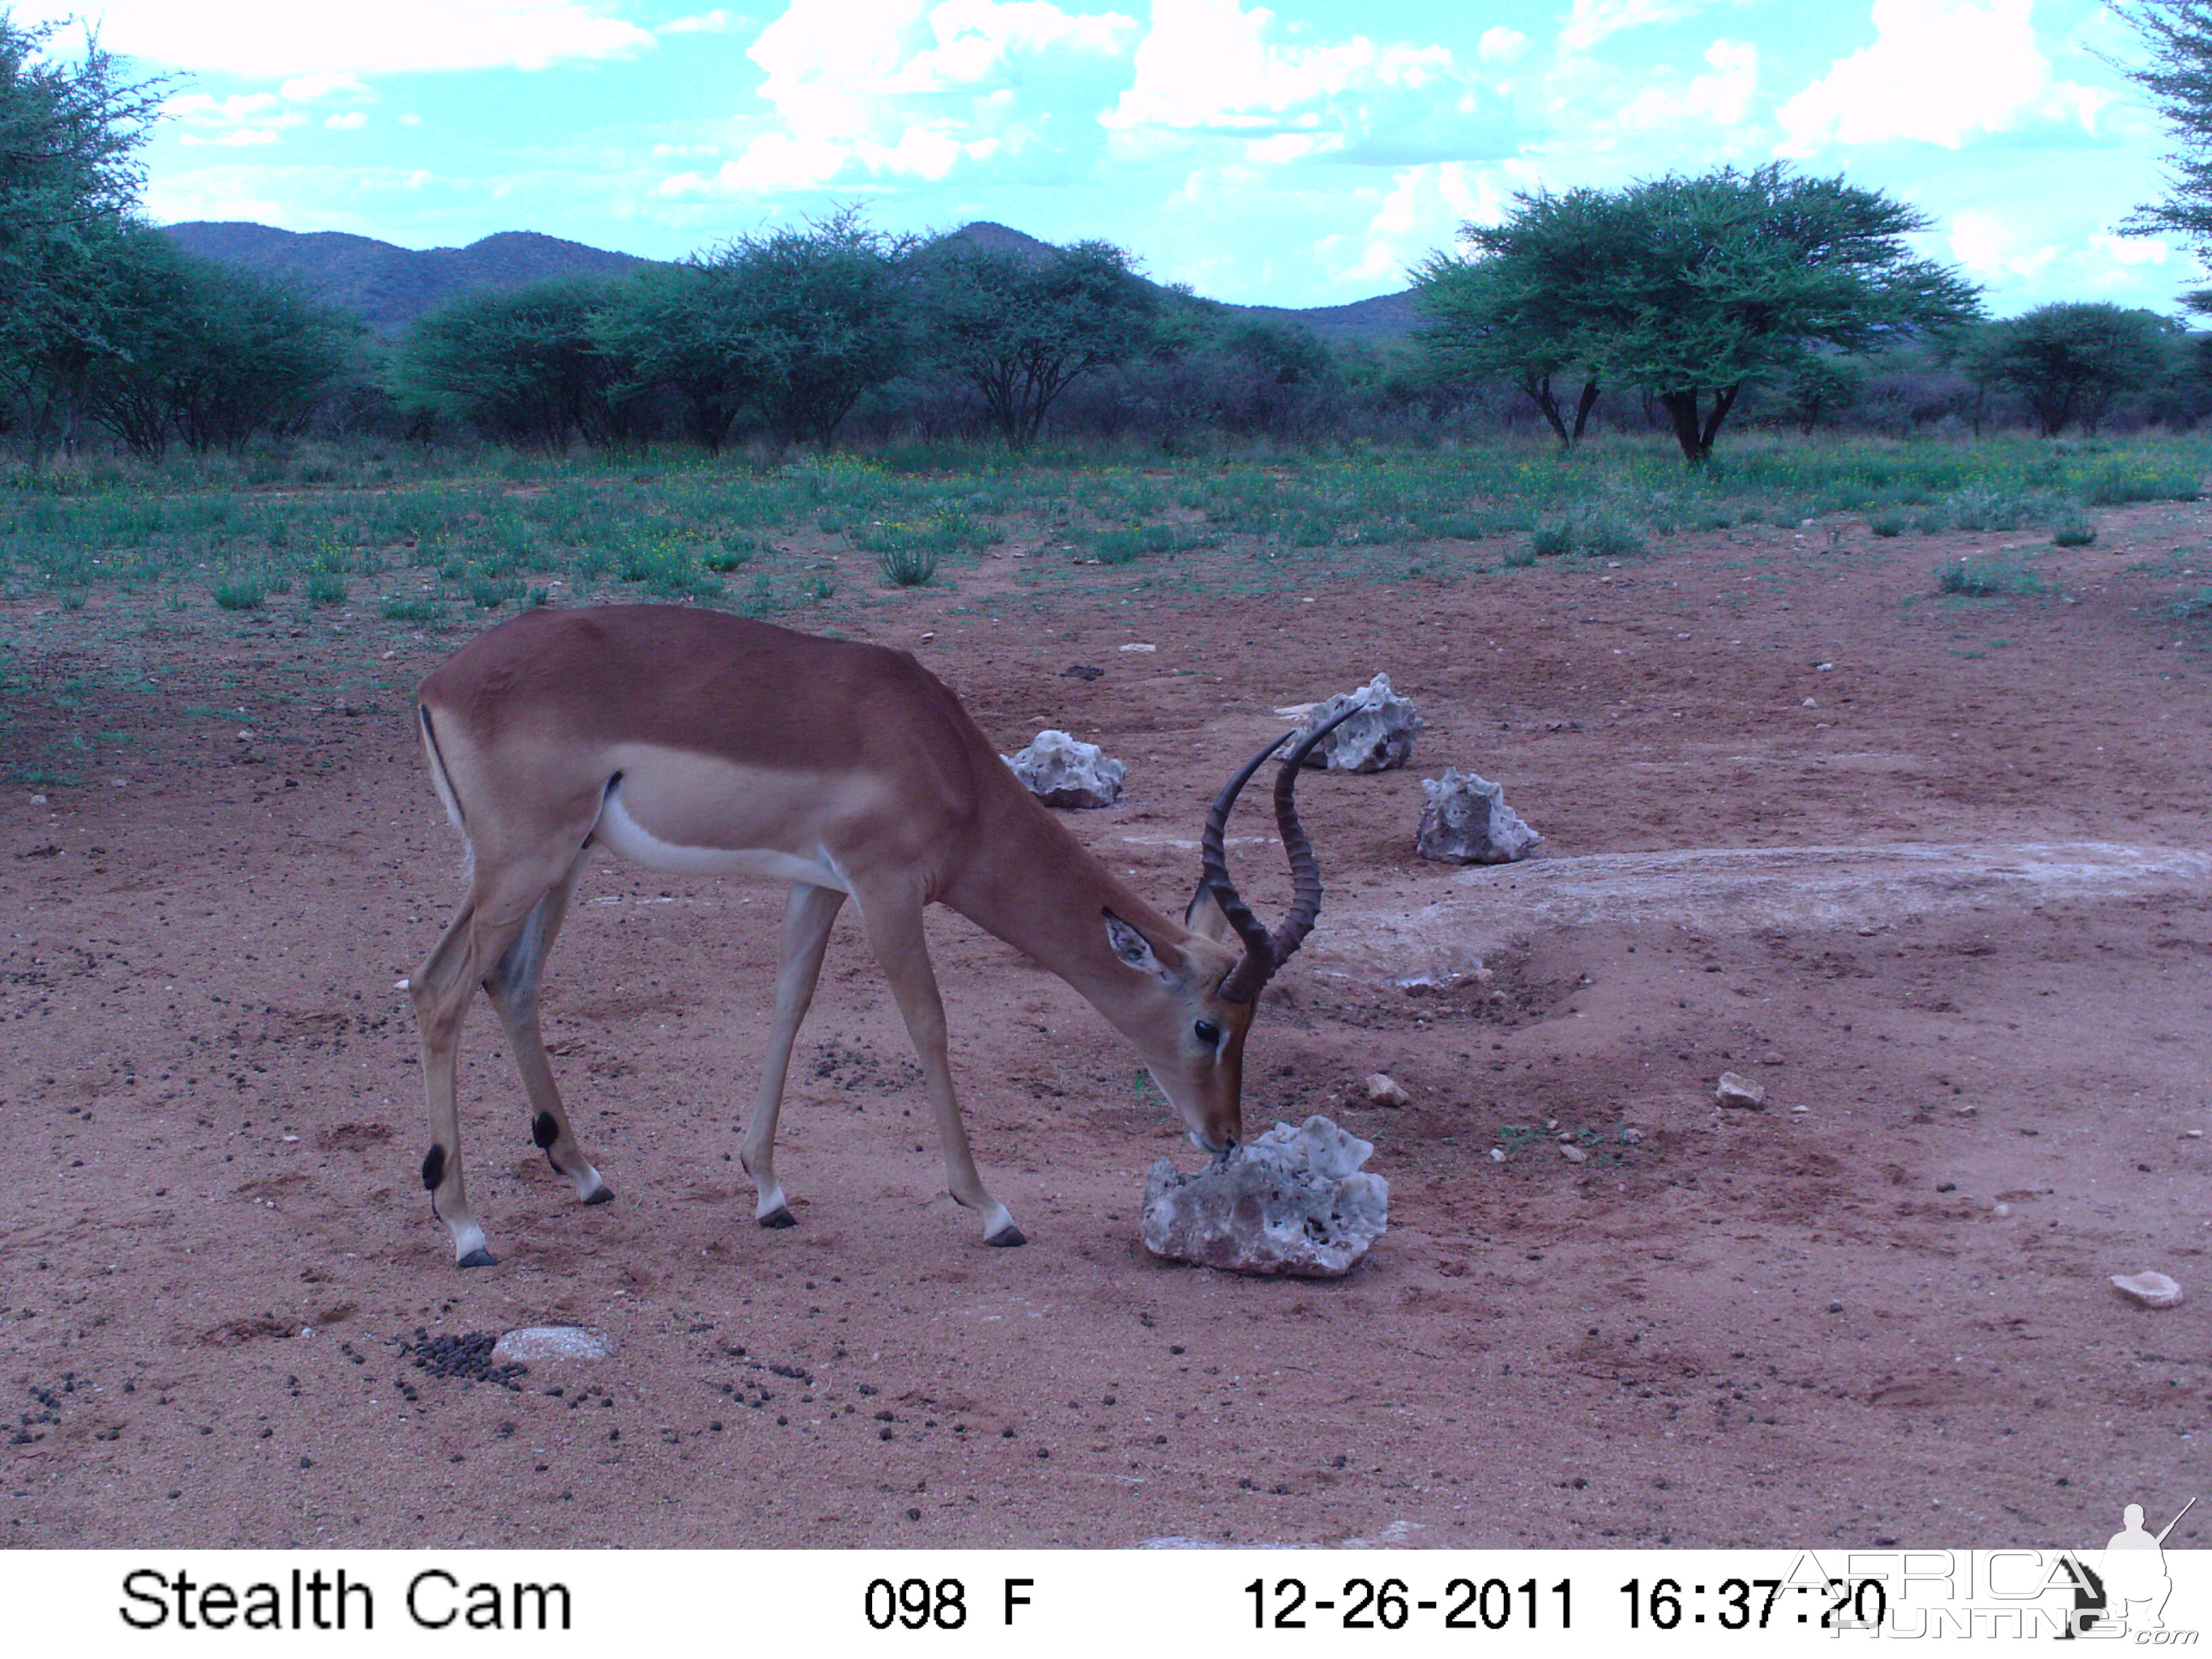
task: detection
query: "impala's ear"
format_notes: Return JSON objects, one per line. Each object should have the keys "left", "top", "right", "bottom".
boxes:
{"left": 1183, "top": 881, "right": 1234, "bottom": 945}
{"left": 1103, "top": 908, "right": 1181, "bottom": 984}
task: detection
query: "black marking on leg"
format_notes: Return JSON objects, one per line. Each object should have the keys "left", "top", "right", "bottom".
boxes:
{"left": 583, "top": 1185, "right": 615, "bottom": 1206}
{"left": 457, "top": 1247, "right": 498, "bottom": 1269}
{"left": 759, "top": 1204, "right": 797, "bottom": 1229}
{"left": 985, "top": 1222, "right": 1027, "bottom": 1248}
{"left": 532, "top": 1111, "right": 558, "bottom": 1149}
{"left": 421, "top": 1143, "right": 447, "bottom": 1191}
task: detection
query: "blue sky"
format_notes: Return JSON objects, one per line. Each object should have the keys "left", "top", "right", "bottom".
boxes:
{"left": 10, "top": 0, "right": 2190, "bottom": 315}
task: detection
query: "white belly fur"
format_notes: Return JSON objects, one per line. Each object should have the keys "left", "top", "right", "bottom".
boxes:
{"left": 595, "top": 785, "right": 851, "bottom": 891}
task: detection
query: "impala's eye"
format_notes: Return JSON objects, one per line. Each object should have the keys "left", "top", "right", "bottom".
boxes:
{"left": 1194, "top": 1019, "right": 1221, "bottom": 1046}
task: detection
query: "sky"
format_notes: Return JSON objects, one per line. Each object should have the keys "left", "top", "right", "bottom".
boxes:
{"left": 7, "top": 0, "right": 2194, "bottom": 316}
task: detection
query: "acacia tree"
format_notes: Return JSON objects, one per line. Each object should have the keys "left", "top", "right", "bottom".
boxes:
{"left": 1416, "top": 165, "right": 1982, "bottom": 462}
{"left": 0, "top": 11, "right": 167, "bottom": 459}
{"left": 1959, "top": 303, "right": 2177, "bottom": 436}
{"left": 916, "top": 238, "right": 1151, "bottom": 449}
{"left": 1412, "top": 188, "right": 1614, "bottom": 447}
{"left": 588, "top": 264, "right": 758, "bottom": 452}
{"left": 693, "top": 209, "right": 915, "bottom": 450}
{"left": 396, "top": 276, "right": 643, "bottom": 449}
{"left": 2113, "top": 2, "right": 2212, "bottom": 306}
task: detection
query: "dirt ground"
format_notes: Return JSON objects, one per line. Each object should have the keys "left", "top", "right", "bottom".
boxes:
{"left": 5, "top": 500, "right": 2209, "bottom": 1551}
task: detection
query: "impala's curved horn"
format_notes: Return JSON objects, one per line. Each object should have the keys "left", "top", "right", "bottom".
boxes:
{"left": 1199, "top": 731, "right": 1290, "bottom": 981}
{"left": 1209, "top": 697, "right": 1361, "bottom": 1004}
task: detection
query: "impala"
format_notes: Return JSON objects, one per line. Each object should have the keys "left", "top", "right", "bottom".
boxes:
{"left": 403, "top": 603, "right": 1352, "bottom": 1267}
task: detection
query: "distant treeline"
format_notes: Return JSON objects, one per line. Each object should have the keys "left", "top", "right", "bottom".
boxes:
{"left": 4, "top": 14, "right": 2209, "bottom": 468}
{"left": 10, "top": 219, "right": 2209, "bottom": 466}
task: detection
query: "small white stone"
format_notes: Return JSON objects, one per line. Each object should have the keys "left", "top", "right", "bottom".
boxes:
{"left": 2110, "top": 1271, "right": 2183, "bottom": 1309}
{"left": 492, "top": 1325, "right": 613, "bottom": 1364}
{"left": 1790, "top": 1104, "right": 1810, "bottom": 1114}
{"left": 28, "top": 794, "right": 47, "bottom": 805}
{"left": 1488, "top": 1147, "right": 1506, "bottom": 1162}
{"left": 1715, "top": 1071, "right": 1767, "bottom": 1109}
{"left": 1801, "top": 697, "right": 1818, "bottom": 708}
{"left": 1954, "top": 1103, "right": 1979, "bottom": 1116}
{"left": 1559, "top": 1144, "right": 1587, "bottom": 1164}
{"left": 1118, "top": 642, "right": 1157, "bottom": 653}
{"left": 1992, "top": 1202, "right": 2011, "bottom": 1217}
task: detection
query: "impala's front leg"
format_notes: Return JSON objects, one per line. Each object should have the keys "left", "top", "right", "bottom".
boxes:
{"left": 742, "top": 882, "right": 845, "bottom": 1229}
{"left": 855, "top": 886, "right": 1022, "bottom": 1247}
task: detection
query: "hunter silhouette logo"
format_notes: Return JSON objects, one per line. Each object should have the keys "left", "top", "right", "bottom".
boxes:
{"left": 2103, "top": 1498, "right": 2193, "bottom": 1634}
{"left": 2063, "top": 1497, "right": 2196, "bottom": 1639}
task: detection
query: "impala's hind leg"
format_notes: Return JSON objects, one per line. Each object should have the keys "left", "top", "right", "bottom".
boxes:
{"left": 743, "top": 882, "right": 844, "bottom": 1229}
{"left": 410, "top": 857, "right": 575, "bottom": 1267}
{"left": 484, "top": 844, "right": 611, "bottom": 1206}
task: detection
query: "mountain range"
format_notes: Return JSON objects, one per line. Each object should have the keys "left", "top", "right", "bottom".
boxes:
{"left": 156, "top": 219, "right": 1420, "bottom": 344}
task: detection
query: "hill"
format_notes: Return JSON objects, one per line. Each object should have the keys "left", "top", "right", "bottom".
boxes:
{"left": 157, "top": 219, "right": 1420, "bottom": 343}
{"left": 158, "top": 223, "right": 660, "bottom": 333}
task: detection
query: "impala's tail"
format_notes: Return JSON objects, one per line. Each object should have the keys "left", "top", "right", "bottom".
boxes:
{"left": 417, "top": 705, "right": 474, "bottom": 878}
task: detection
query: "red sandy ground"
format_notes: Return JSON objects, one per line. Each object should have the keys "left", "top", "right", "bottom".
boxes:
{"left": 4, "top": 501, "right": 2207, "bottom": 1550}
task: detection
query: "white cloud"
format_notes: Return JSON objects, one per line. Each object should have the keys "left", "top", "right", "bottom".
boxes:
{"left": 1559, "top": 0, "right": 1706, "bottom": 55}
{"left": 1778, "top": 0, "right": 2107, "bottom": 153}
{"left": 325, "top": 111, "right": 369, "bottom": 130}
{"left": 7, "top": 1, "right": 654, "bottom": 75}
{"left": 280, "top": 72, "right": 376, "bottom": 105}
{"left": 685, "top": 0, "right": 1135, "bottom": 192}
{"left": 1103, "top": 0, "right": 1452, "bottom": 138}
{"left": 657, "top": 7, "right": 732, "bottom": 32}
{"left": 1477, "top": 26, "right": 1525, "bottom": 66}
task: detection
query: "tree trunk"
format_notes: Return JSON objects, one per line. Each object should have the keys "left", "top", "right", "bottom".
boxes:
{"left": 1570, "top": 378, "right": 1601, "bottom": 443}
{"left": 1520, "top": 374, "right": 1570, "bottom": 447}
{"left": 1658, "top": 390, "right": 1706, "bottom": 462}
{"left": 1659, "top": 384, "right": 1742, "bottom": 464}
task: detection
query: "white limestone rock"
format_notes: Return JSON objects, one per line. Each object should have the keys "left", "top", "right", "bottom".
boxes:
{"left": 1715, "top": 1071, "right": 1767, "bottom": 1109}
{"left": 491, "top": 1325, "right": 612, "bottom": 1364}
{"left": 1141, "top": 1115, "right": 1389, "bottom": 1278}
{"left": 1298, "top": 674, "right": 1422, "bottom": 773}
{"left": 2110, "top": 1271, "right": 2184, "bottom": 1309}
{"left": 1003, "top": 729, "right": 1126, "bottom": 808}
{"left": 1415, "top": 767, "right": 1542, "bottom": 864}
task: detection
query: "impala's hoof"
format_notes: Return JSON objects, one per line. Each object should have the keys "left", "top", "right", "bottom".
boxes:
{"left": 457, "top": 1247, "right": 499, "bottom": 1269}
{"left": 583, "top": 1185, "right": 615, "bottom": 1206}
{"left": 758, "top": 1204, "right": 796, "bottom": 1230}
{"left": 985, "top": 1223, "right": 1027, "bottom": 1248}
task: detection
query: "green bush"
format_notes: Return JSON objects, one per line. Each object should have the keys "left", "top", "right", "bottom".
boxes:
{"left": 2081, "top": 460, "right": 2203, "bottom": 506}
{"left": 2050, "top": 512, "right": 2096, "bottom": 548}
{"left": 305, "top": 572, "right": 348, "bottom": 607}
{"left": 703, "top": 534, "right": 756, "bottom": 573}
{"left": 382, "top": 595, "right": 443, "bottom": 622}
{"left": 213, "top": 579, "right": 264, "bottom": 611}
{"left": 1940, "top": 554, "right": 2045, "bottom": 597}
{"left": 468, "top": 576, "right": 525, "bottom": 609}
{"left": 1868, "top": 508, "right": 1907, "bottom": 537}
{"left": 878, "top": 544, "right": 938, "bottom": 586}
{"left": 1526, "top": 520, "right": 1574, "bottom": 558}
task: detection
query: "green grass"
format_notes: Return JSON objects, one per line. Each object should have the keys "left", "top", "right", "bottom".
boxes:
{"left": 4, "top": 431, "right": 2207, "bottom": 626}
